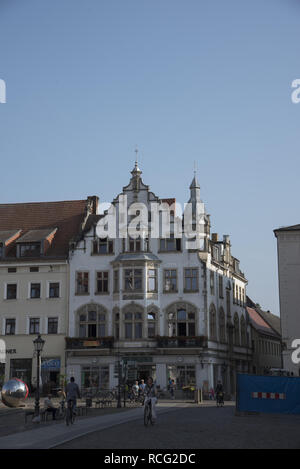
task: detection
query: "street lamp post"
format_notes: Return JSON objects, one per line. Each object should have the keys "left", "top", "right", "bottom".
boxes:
{"left": 117, "top": 359, "right": 122, "bottom": 408}
{"left": 33, "top": 334, "right": 45, "bottom": 419}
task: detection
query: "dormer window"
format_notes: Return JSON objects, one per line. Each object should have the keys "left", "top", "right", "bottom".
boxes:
{"left": 16, "top": 228, "right": 57, "bottom": 258}
{"left": 20, "top": 242, "right": 41, "bottom": 258}
{"left": 0, "top": 230, "right": 22, "bottom": 258}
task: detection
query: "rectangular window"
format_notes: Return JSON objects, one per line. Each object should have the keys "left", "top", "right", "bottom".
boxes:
{"left": 135, "top": 322, "right": 142, "bottom": 339}
{"left": 147, "top": 269, "right": 157, "bottom": 292}
{"left": 159, "top": 236, "right": 181, "bottom": 252}
{"left": 49, "top": 282, "right": 60, "bottom": 298}
{"left": 30, "top": 266, "right": 39, "bottom": 272}
{"left": 113, "top": 270, "right": 119, "bottom": 293}
{"left": 96, "top": 271, "right": 109, "bottom": 293}
{"left": 129, "top": 237, "right": 141, "bottom": 252}
{"left": 210, "top": 271, "right": 215, "bottom": 295}
{"left": 8, "top": 267, "right": 16, "bottom": 273}
{"left": 48, "top": 317, "right": 58, "bottom": 334}
{"left": 30, "top": 283, "right": 41, "bottom": 299}
{"left": 124, "top": 269, "right": 143, "bottom": 292}
{"left": 218, "top": 275, "right": 223, "bottom": 299}
{"left": 164, "top": 270, "right": 177, "bottom": 292}
{"left": 29, "top": 318, "right": 40, "bottom": 334}
{"left": 184, "top": 268, "right": 198, "bottom": 292}
{"left": 125, "top": 323, "right": 133, "bottom": 339}
{"left": 76, "top": 272, "right": 89, "bottom": 294}
{"left": 0, "top": 243, "right": 3, "bottom": 258}
{"left": 94, "top": 238, "right": 114, "bottom": 255}
{"left": 5, "top": 318, "right": 16, "bottom": 335}
{"left": 6, "top": 284, "right": 17, "bottom": 300}
{"left": 148, "top": 312, "right": 156, "bottom": 338}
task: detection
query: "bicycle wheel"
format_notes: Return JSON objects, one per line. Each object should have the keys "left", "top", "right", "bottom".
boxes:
{"left": 66, "top": 406, "right": 71, "bottom": 426}
{"left": 144, "top": 403, "right": 150, "bottom": 427}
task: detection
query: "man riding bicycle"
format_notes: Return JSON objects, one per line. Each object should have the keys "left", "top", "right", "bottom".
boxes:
{"left": 66, "top": 377, "right": 81, "bottom": 414}
{"left": 144, "top": 376, "right": 158, "bottom": 422}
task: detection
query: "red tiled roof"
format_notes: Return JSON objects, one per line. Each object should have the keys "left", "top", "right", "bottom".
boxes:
{"left": 0, "top": 199, "right": 90, "bottom": 259}
{"left": 247, "top": 307, "right": 278, "bottom": 337}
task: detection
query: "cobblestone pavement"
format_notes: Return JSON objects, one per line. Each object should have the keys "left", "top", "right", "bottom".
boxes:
{"left": 55, "top": 402, "right": 300, "bottom": 449}
{"left": 0, "top": 397, "right": 132, "bottom": 438}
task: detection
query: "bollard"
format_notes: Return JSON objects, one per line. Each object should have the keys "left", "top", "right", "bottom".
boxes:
{"left": 195, "top": 388, "right": 203, "bottom": 405}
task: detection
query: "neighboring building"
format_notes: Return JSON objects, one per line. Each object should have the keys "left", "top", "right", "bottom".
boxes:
{"left": 66, "top": 163, "right": 251, "bottom": 397}
{"left": 0, "top": 197, "right": 97, "bottom": 391}
{"left": 274, "top": 224, "right": 300, "bottom": 374}
{"left": 246, "top": 297, "right": 282, "bottom": 375}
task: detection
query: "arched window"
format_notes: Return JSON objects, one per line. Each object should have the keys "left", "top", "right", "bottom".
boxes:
{"left": 240, "top": 316, "right": 247, "bottom": 346}
{"left": 113, "top": 307, "right": 120, "bottom": 339}
{"left": 234, "top": 313, "right": 240, "bottom": 345}
{"left": 209, "top": 304, "right": 217, "bottom": 340}
{"left": 147, "top": 305, "right": 159, "bottom": 338}
{"left": 167, "top": 303, "right": 196, "bottom": 337}
{"left": 122, "top": 304, "right": 144, "bottom": 339}
{"left": 219, "top": 307, "right": 226, "bottom": 343}
{"left": 78, "top": 304, "right": 107, "bottom": 338}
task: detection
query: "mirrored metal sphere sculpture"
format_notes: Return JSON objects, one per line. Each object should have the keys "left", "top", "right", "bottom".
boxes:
{"left": 1, "top": 378, "right": 29, "bottom": 408}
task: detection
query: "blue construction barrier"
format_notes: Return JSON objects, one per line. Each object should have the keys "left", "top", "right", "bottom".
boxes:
{"left": 236, "top": 373, "right": 300, "bottom": 414}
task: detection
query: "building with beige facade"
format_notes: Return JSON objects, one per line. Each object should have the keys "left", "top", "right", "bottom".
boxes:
{"left": 0, "top": 197, "right": 97, "bottom": 392}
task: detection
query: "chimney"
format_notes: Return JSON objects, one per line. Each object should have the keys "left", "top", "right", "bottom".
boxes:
{"left": 211, "top": 233, "right": 218, "bottom": 242}
{"left": 87, "top": 196, "right": 99, "bottom": 214}
{"left": 223, "top": 235, "right": 230, "bottom": 245}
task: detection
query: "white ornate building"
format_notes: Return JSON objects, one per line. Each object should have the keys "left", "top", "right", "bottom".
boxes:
{"left": 66, "top": 163, "right": 251, "bottom": 397}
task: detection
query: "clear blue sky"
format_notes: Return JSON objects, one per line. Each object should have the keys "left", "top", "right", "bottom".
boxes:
{"left": 1, "top": 0, "right": 300, "bottom": 315}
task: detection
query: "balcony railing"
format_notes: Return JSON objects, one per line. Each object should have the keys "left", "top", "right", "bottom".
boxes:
{"left": 65, "top": 337, "right": 114, "bottom": 350}
{"left": 156, "top": 336, "right": 207, "bottom": 348}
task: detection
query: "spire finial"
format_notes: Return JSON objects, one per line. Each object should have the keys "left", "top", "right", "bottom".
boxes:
{"left": 135, "top": 145, "right": 138, "bottom": 167}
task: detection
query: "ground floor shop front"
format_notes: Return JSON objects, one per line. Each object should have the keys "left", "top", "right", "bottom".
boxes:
{"left": 0, "top": 335, "right": 66, "bottom": 394}
{"left": 66, "top": 350, "right": 251, "bottom": 399}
